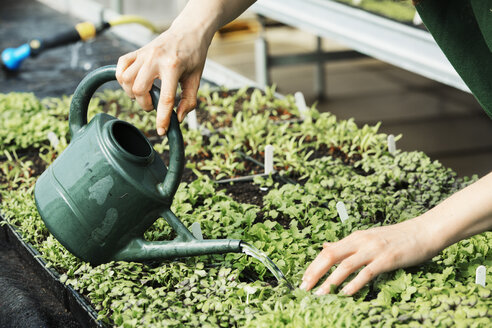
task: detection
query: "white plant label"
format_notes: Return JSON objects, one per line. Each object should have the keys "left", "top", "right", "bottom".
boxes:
{"left": 294, "top": 91, "right": 308, "bottom": 118}
{"left": 186, "top": 110, "right": 198, "bottom": 131}
{"left": 413, "top": 12, "right": 423, "bottom": 26}
{"left": 336, "top": 201, "right": 349, "bottom": 223}
{"left": 47, "top": 131, "right": 59, "bottom": 148}
{"left": 387, "top": 134, "right": 396, "bottom": 155}
{"left": 476, "top": 265, "right": 486, "bottom": 287}
{"left": 191, "top": 222, "right": 203, "bottom": 240}
{"left": 264, "top": 145, "right": 275, "bottom": 175}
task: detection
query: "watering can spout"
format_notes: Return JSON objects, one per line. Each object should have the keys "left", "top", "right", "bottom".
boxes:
{"left": 114, "top": 237, "right": 242, "bottom": 262}
{"left": 111, "top": 209, "right": 242, "bottom": 263}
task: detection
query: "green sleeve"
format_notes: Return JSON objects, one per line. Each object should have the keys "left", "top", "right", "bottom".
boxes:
{"left": 416, "top": 0, "right": 492, "bottom": 119}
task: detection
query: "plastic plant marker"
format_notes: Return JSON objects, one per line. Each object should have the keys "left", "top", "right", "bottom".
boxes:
{"left": 476, "top": 265, "right": 486, "bottom": 287}
{"left": 294, "top": 91, "right": 308, "bottom": 119}
{"left": 336, "top": 201, "right": 349, "bottom": 223}
{"left": 191, "top": 222, "right": 203, "bottom": 241}
{"left": 47, "top": 131, "right": 59, "bottom": 148}
{"left": 186, "top": 110, "right": 198, "bottom": 131}
{"left": 264, "top": 145, "right": 274, "bottom": 175}
{"left": 413, "top": 12, "right": 423, "bottom": 25}
{"left": 387, "top": 134, "right": 396, "bottom": 155}
{"left": 260, "top": 187, "right": 268, "bottom": 192}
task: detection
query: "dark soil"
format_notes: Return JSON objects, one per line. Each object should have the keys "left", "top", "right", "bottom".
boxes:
{"left": 306, "top": 143, "right": 363, "bottom": 165}
{"left": 217, "top": 181, "right": 268, "bottom": 207}
{"left": 216, "top": 180, "right": 292, "bottom": 229}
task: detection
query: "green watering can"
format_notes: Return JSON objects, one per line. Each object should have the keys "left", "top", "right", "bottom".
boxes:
{"left": 34, "top": 65, "right": 242, "bottom": 265}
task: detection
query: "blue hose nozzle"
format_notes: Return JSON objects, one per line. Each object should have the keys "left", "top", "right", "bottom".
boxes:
{"left": 1, "top": 44, "right": 31, "bottom": 71}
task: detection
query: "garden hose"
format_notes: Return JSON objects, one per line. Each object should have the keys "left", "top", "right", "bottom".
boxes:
{"left": 108, "top": 15, "right": 160, "bottom": 34}
{"left": 1, "top": 15, "right": 160, "bottom": 71}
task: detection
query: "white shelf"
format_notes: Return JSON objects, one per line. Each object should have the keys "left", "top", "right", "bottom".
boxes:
{"left": 251, "top": 0, "right": 470, "bottom": 93}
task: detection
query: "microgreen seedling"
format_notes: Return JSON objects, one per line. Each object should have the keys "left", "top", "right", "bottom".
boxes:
{"left": 243, "top": 285, "right": 258, "bottom": 305}
{"left": 1, "top": 88, "right": 490, "bottom": 328}
{"left": 476, "top": 265, "right": 486, "bottom": 287}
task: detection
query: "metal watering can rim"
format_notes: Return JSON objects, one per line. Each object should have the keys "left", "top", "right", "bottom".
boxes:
{"left": 36, "top": 65, "right": 242, "bottom": 264}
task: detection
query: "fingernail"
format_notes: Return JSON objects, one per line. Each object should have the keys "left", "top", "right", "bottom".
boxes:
{"left": 341, "top": 287, "right": 352, "bottom": 295}
{"left": 157, "top": 128, "right": 166, "bottom": 136}
{"left": 299, "top": 281, "right": 308, "bottom": 290}
{"left": 314, "top": 288, "right": 325, "bottom": 296}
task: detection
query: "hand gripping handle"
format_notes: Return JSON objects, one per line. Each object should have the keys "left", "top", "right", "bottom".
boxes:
{"left": 68, "top": 65, "right": 184, "bottom": 202}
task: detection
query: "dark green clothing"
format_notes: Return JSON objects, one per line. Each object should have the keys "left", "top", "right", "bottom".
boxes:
{"left": 416, "top": 0, "right": 492, "bottom": 119}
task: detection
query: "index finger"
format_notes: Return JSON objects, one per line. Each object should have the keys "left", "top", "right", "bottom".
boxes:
{"left": 300, "top": 243, "right": 354, "bottom": 291}
{"left": 156, "top": 69, "right": 180, "bottom": 136}
{"left": 116, "top": 51, "right": 137, "bottom": 84}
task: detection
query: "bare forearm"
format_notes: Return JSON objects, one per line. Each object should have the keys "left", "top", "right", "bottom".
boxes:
{"left": 423, "top": 171, "right": 492, "bottom": 250}
{"left": 171, "top": 0, "right": 257, "bottom": 42}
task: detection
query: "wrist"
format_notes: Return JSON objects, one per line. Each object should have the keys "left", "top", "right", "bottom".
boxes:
{"left": 170, "top": 5, "right": 219, "bottom": 46}
{"left": 411, "top": 211, "right": 451, "bottom": 256}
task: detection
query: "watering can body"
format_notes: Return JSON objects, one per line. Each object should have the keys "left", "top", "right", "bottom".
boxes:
{"left": 34, "top": 65, "right": 241, "bottom": 265}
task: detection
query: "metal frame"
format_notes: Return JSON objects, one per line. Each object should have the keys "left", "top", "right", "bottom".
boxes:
{"left": 251, "top": 0, "right": 470, "bottom": 93}
{"left": 255, "top": 14, "right": 365, "bottom": 98}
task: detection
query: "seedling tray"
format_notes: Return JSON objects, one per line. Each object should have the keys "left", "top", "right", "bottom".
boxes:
{"left": 0, "top": 215, "right": 105, "bottom": 328}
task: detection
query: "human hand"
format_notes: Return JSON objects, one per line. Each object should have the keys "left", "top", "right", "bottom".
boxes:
{"left": 116, "top": 23, "right": 213, "bottom": 136}
{"left": 300, "top": 217, "right": 440, "bottom": 296}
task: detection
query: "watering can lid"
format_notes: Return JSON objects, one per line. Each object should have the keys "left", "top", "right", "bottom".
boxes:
{"left": 416, "top": 0, "right": 492, "bottom": 120}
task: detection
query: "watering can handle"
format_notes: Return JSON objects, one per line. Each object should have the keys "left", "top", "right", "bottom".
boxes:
{"left": 69, "top": 65, "right": 184, "bottom": 202}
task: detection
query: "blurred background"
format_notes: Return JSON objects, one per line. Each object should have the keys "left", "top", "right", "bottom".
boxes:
{"left": 3, "top": 0, "right": 492, "bottom": 177}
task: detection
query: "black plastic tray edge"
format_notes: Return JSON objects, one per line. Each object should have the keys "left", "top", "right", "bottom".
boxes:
{"left": 0, "top": 215, "right": 106, "bottom": 328}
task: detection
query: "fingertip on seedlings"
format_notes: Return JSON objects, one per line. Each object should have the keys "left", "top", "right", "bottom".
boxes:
{"left": 157, "top": 127, "right": 166, "bottom": 136}
{"left": 341, "top": 285, "right": 353, "bottom": 296}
